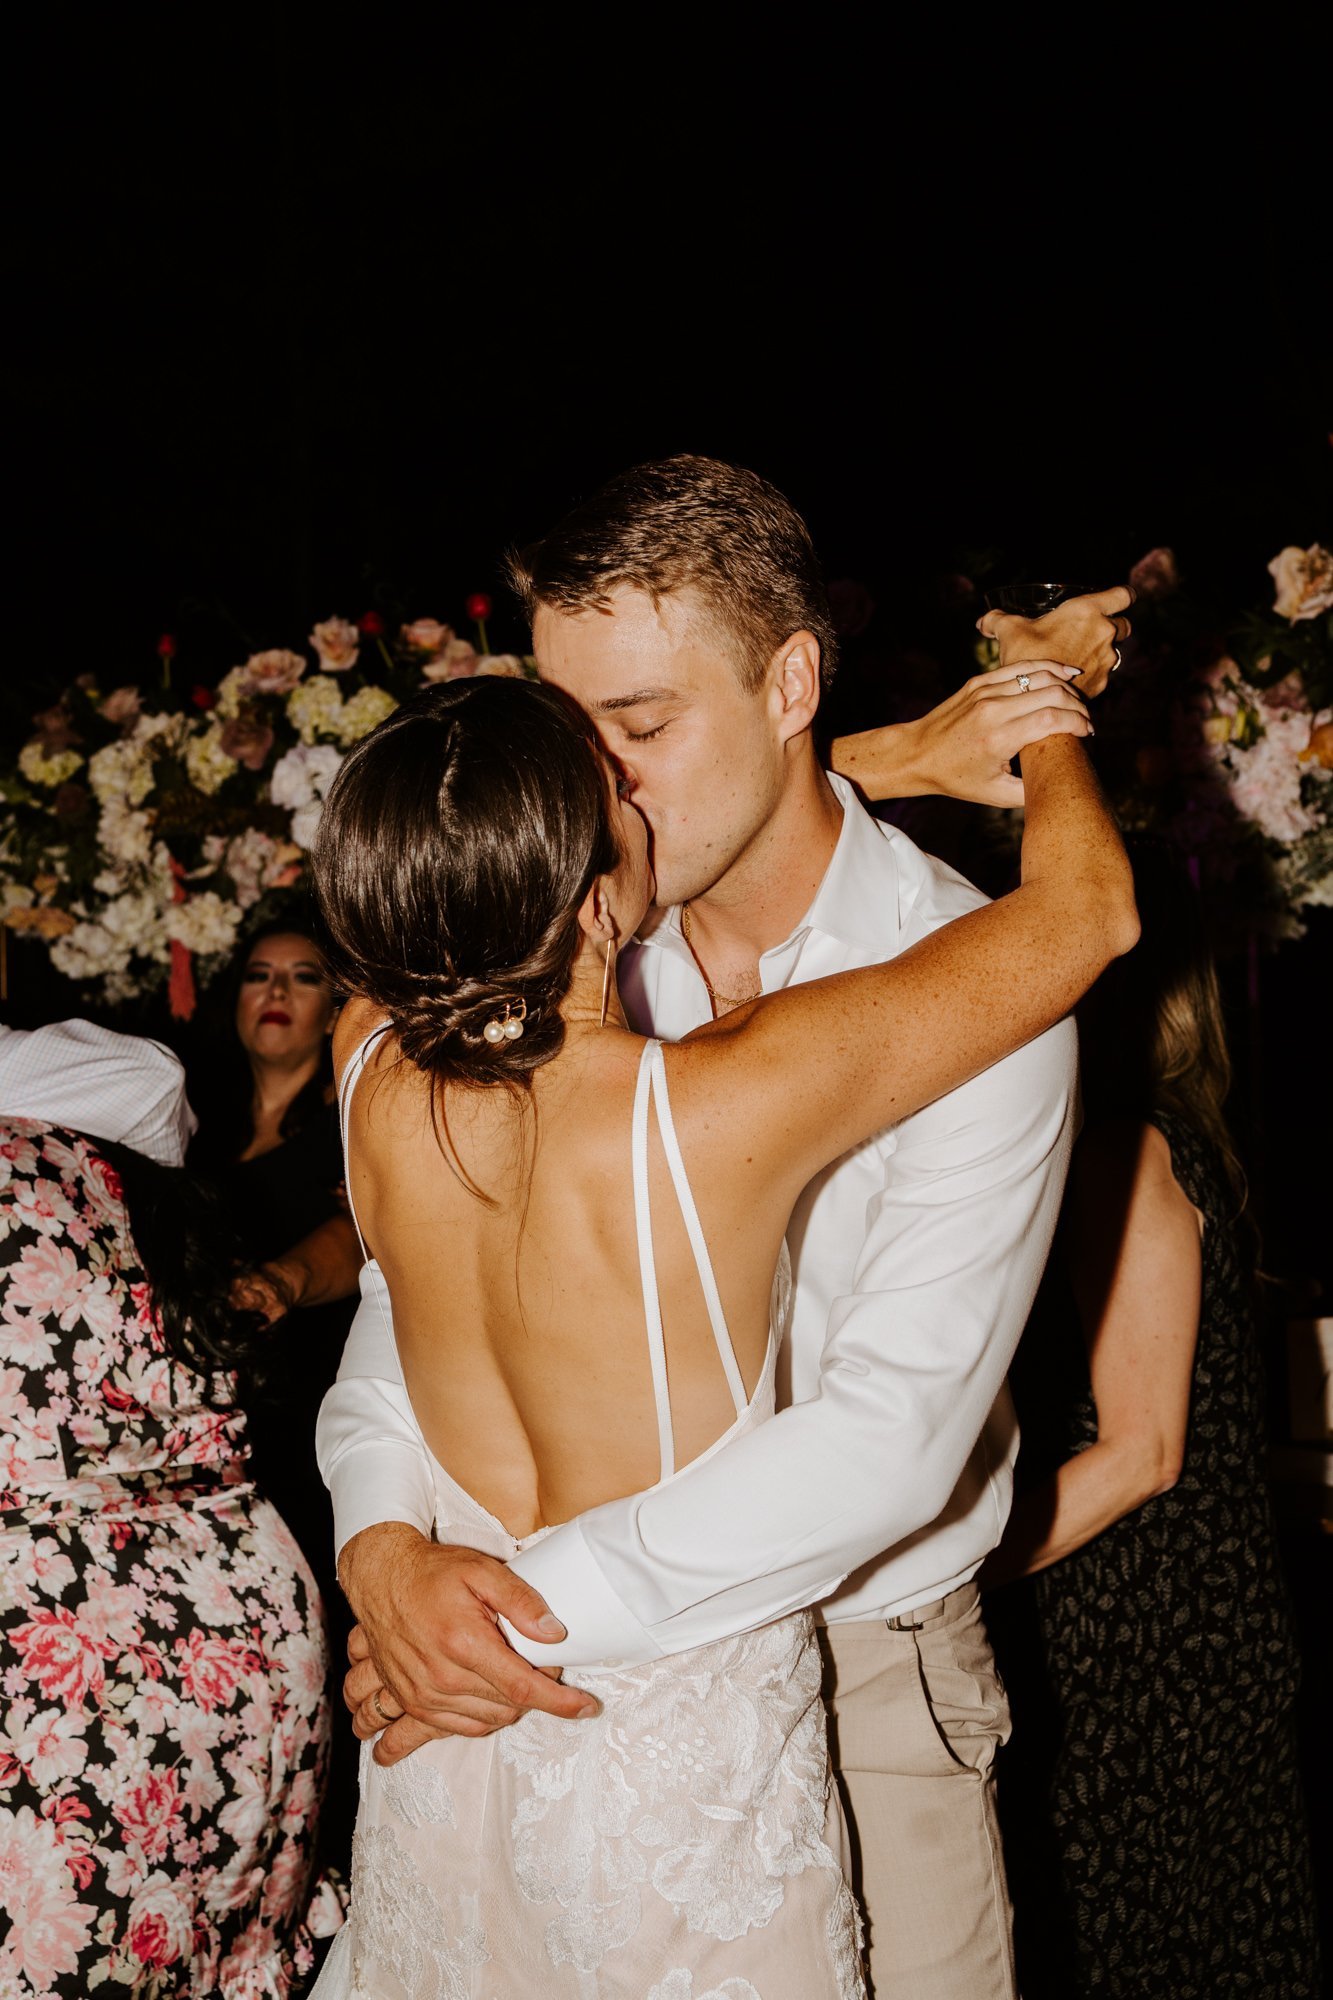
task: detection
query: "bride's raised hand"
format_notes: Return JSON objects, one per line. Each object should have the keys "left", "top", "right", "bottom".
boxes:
{"left": 832, "top": 661, "right": 1092, "bottom": 808}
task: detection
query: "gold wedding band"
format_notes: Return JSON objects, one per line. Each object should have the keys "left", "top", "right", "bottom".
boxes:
{"left": 1016, "top": 672, "right": 1032, "bottom": 693}
{"left": 371, "top": 1690, "right": 396, "bottom": 1727}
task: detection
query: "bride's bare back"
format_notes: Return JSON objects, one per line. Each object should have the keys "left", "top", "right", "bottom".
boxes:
{"left": 339, "top": 1009, "right": 791, "bottom": 1535}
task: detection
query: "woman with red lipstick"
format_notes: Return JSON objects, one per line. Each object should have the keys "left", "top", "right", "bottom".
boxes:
{"left": 189, "top": 922, "right": 364, "bottom": 1878}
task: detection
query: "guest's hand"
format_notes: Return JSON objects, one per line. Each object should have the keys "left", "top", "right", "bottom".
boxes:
{"left": 337, "top": 1523, "right": 598, "bottom": 1766}
{"left": 836, "top": 661, "right": 1092, "bottom": 807}
{"left": 230, "top": 1261, "right": 298, "bottom": 1325}
{"left": 979, "top": 584, "right": 1134, "bottom": 697}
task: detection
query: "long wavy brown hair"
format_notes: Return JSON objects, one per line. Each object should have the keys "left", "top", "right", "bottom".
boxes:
{"left": 1079, "top": 837, "right": 1248, "bottom": 1220}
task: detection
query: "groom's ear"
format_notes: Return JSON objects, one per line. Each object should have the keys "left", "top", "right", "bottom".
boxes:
{"left": 769, "top": 631, "right": 823, "bottom": 744}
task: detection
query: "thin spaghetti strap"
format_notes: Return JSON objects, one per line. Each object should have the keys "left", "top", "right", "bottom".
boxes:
{"left": 647, "top": 1043, "right": 748, "bottom": 1416}
{"left": 337, "top": 1022, "right": 393, "bottom": 1267}
{"left": 632, "top": 1041, "right": 676, "bottom": 1481}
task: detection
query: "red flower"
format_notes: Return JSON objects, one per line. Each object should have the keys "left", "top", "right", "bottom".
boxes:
{"left": 466, "top": 592, "right": 493, "bottom": 621}
{"left": 357, "top": 610, "right": 385, "bottom": 636}
{"left": 156, "top": 633, "right": 177, "bottom": 659}
{"left": 190, "top": 685, "right": 216, "bottom": 711}
{"left": 128, "top": 1909, "right": 182, "bottom": 1969}
{"left": 115, "top": 1766, "right": 184, "bottom": 1863}
{"left": 173, "top": 1629, "right": 251, "bottom": 1713}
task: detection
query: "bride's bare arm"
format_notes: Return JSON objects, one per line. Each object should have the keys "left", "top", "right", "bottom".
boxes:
{"left": 829, "top": 585, "right": 1130, "bottom": 806}
{"left": 680, "top": 734, "right": 1137, "bottom": 1191}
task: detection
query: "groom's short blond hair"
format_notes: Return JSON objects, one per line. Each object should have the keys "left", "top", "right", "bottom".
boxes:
{"left": 505, "top": 455, "right": 838, "bottom": 692}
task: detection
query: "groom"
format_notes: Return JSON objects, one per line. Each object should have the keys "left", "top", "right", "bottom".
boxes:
{"left": 318, "top": 456, "right": 1130, "bottom": 1997}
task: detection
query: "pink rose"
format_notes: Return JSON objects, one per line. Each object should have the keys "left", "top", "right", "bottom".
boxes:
{"left": 219, "top": 716, "right": 275, "bottom": 771}
{"left": 101, "top": 686, "right": 142, "bottom": 727}
{"left": 1128, "top": 546, "right": 1179, "bottom": 599}
{"left": 242, "top": 648, "right": 306, "bottom": 695}
{"left": 399, "top": 617, "right": 454, "bottom": 659}
{"left": 32, "top": 703, "right": 78, "bottom": 750}
{"left": 125, "top": 1874, "right": 193, "bottom": 1969}
{"left": 421, "top": 636, "right": 480, "bottom": 682}
{"left": 1268, "top": 543, "right": 1333, "bottom": 623}
{"left": 309, "top": 615, "right": 360, "bottom": 674}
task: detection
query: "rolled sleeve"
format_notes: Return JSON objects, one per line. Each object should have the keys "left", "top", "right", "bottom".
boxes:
{"left": 316, "top": 1265, "right": 437, "bottom": 1555}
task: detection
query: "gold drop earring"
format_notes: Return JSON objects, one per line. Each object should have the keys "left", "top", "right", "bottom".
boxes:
{"left": 600, "top": 938, "right": 616, "bottom": 1028}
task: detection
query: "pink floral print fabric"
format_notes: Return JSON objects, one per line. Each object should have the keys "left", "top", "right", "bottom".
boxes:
{"left": 0, "top": 1119, "right": 343, "bottom": 1996}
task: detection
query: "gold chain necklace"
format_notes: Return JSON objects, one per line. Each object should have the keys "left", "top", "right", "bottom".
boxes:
{"left": 680, "top": 902, "right": 762, "bottom": 1010}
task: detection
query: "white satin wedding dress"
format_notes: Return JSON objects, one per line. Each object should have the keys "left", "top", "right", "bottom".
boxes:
{"left": 315, "top": 1034, "right": 864, "bottom": 1999}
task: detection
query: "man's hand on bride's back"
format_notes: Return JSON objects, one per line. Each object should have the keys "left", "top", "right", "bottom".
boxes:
{"left": 337, "top": 1524, "right": 598, "bottom": 1765}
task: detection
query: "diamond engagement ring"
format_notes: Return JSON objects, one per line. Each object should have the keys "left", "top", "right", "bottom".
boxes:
{"left": 1016, "top": 672, "right": 1032, "bottom": 692}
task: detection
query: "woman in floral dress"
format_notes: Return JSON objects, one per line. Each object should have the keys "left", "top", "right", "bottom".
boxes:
{"left": 0, "top": 1116, "right": 343, "bottom": 1996}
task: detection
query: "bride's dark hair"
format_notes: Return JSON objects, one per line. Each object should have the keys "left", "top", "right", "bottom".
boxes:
{"left": 312, "top": 677, "right": 620, "bottom": 1086}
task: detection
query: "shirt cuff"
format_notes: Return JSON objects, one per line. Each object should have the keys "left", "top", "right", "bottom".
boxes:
{"left": 329, "top": 1443, "right": 437, "bottom": 1560}
{"left": 503, "top": 1521, "right": 666, "bottom": 1669}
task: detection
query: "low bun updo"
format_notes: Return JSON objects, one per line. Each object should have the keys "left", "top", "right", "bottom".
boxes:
{"left": 311, "top": 677, "right": 619, "bottom": 1087}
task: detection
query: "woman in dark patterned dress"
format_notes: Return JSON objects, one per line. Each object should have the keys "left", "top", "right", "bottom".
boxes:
{"left": 0, "top": 1115, "right": 343, "bottom": 1995}
{"left": 987, "top": 842, "right": 1320, "bottom": 1998}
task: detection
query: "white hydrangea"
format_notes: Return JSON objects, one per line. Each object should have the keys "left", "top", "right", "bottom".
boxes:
{"left": 270, "top": 742, "right": 342, "bottom": 813}
{"left": 287, "top": 677, "right": 346, "bottom": 745}
{"left": 289, "top": 800, "right": 325, "bottom": 850}
{"left": 214, "top": 665, "right": 253, "bottom": 720}
{"left": 336, "top": 685, "right": 398, "bottom": 745}
{"left": 134, "top": 711, "right": 186, "bottom": 754}
{"left": 165, "top": 891, "right": 243, "bottom": 956}
{"left": 52, "top": 886, "right": 172, "bottom": 984}
{"left": 185, "top": 723, "right": 239, "bottom": 796}
{"left": 52, "top": 923, "right": 130, "bottom": 983}
{"left": 18, "top": 742, "right": 84, "bottom": 788}
{"left": 98, "top": 798, "right": 154, "bottom": 869}
{"left": 88, "top": 737, "right": 154, "bottom": 807}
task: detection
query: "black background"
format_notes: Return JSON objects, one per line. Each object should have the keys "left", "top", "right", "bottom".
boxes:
{"left": 11, "top": 11, "right": 1330, "bottom": 681}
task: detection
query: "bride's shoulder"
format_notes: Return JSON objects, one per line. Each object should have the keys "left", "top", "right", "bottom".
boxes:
{"left": 333, "top": 997, "right": 394, "bottom": 1076}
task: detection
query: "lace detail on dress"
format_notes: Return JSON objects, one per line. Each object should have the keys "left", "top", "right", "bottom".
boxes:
{"left": 351, "top": 1825, "right": 489, "bottom": 1999}
{"left": 324, "top": 1616, "right": 862, "bottom": 1997}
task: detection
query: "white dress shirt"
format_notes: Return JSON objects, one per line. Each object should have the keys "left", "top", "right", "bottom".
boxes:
{"left": 0, "top": 1018, "right": 196, "bottom": 1167}
{"left": 317, "top": 778, "right": 1077, "bottom": 1666}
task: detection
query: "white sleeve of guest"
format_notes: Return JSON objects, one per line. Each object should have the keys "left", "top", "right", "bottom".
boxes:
{"left": 502, "top": 1017, "right": 1078, "bottom": 1668}
{"left": 0, "top": 1020, "right": 196, "bottom": 1167}
{"left": 316, "top": 1263, "right": 438, "bottom": 1553}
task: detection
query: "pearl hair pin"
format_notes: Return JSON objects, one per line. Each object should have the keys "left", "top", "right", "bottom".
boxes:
{"left": 483, "top": 1000, "right": 526, "bottom": 1046}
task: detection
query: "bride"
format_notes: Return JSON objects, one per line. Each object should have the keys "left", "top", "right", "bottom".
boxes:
{"left": 309, "top": 674, "right": 1136, "bottom": 1999}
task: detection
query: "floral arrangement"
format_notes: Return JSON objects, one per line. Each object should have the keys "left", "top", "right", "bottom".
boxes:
{"left": 0, "top": 603, "right": 531, "bottom": 1014}
{"left": 1115, "top": 541, "right": 1332, "bottom": 945}
{"left": 974, "top": 542, "right": 1333, "bottom": 948}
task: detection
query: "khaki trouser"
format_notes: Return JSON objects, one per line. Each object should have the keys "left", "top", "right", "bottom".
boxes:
{"left": 821, "top": 1583, "right": 1017, "bottom": 2000}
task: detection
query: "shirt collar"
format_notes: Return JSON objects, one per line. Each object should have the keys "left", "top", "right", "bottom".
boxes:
{"left": 636, "top": 774, "right": 902, "bottom": 965}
